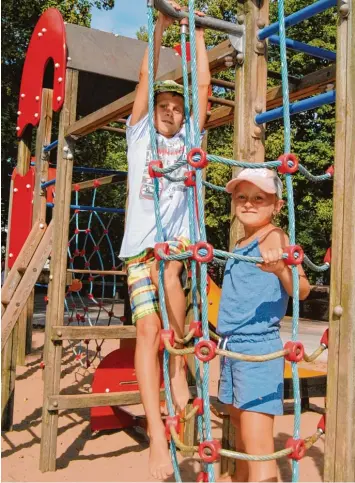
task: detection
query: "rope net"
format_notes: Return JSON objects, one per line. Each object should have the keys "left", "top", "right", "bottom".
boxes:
{"left": 146, "top": 1, "right": 331, "bottom": 482}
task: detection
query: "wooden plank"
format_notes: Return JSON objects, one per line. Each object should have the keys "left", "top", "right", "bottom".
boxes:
{"left": 40, "top": 68, "right": 79, "bottom": 473}
{"left": 71, "top": 174, "right": 126, "bottom": 191}
{"left": 1, "top": 222, "right": 53, "bottom": 349}
{"left": 51, "top": 325, "right": 136, "bottom": 341}
{"left": 66, "top": 269, "right": 126, "bottom": 275}
{"left": 66, "top": 39, "right": 236, "bottom": 138}
{"left": 1, "top": 222, "right": 47, "bottom": 307}
{"left": 48, "top": 389, "right": 166, "bottom": 411}
{"left": 324, "top": 4, "right": 355, "bottom": 481}
{"left": 205, "top": 64, "right": 336, "bottom": 130}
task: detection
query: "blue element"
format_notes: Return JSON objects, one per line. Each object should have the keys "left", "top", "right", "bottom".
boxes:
{"left": 255, "top": 90, "right": 336, "bottom": 124}
{"left": 46, "top": 203, "right": 125, "bottom": 214}
{"left": 41, "top": 179, "right": 56, "bottom": 189}
{"left": 269, "top": 35, "right": 336, "bottom": 61}
{"left": 72, "top": 166, "right": 128, "bottom": 176}
{"left": 258, "top": 0, "right": 337, "bottom": 40}
{"left": 43, "top": 140, "right": 58, "bottom": 152}
{"left": 217, "top": 239, "right": 289, "bottom": 337}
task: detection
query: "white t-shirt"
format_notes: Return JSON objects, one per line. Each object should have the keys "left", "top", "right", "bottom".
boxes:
{"left": 119, "top": 114, "right": 201, "bottom": 259}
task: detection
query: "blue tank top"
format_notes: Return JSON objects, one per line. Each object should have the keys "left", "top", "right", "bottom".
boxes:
{"left": 217, "top": 238, "right": 289, "bottom": 337}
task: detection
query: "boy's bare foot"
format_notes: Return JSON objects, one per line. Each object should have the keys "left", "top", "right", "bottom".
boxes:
{"left": 170, "top": 356, "right": 190, "bottom": 413}
{"left": 149, "top": 431, "right": 174, "bottom": 480}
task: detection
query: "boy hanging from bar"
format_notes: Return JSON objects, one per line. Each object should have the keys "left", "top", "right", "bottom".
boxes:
{"left": 119, "top": 1, "right": 210, "bottom": 479}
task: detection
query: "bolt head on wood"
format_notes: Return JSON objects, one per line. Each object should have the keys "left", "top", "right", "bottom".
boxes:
{"left": 58, "top": 77, "right": 63, "bottom": 83}
{"left": 255, "top": 104, "right": 263, "bottom": 113}
{"left": 56, "top": 330, "right": 62, "bottom": 337}
{"left": 238, "top": 15, "right": 245, "bottom": 24}
{"left": 333, "top": 305, "right": 343, "bottom": 317}
{"left": 39, "top": 223, "right": 45, "bottom": 229}
{"left": 256, "top": 41, "right": 265, "bottom": 51}
{"left": 55, "top": 63, "right": 60, "bottom": 68}
{"left": 35, "top": 96, "right": 40, "bottom": 101}
{"left": 67, "top": 153, "right": 73, "bottom": 160}
{"left": 52, "top": 401, "right": 58, "bottom": 407}
{"left": 17, "top": 111, "right": 21, "bottom": 115}
{"left": 236, "top": 53, "right": 244, "bottom": 63}
{"left": 105, "top": 388, "right": 110, "bottom": 393}
{"left": 34, "top": 113, "right": 39, "bottom": 118}
{"left": 42, "top": 28, "right": 47, "bottom": 33}
{"left": 257, "top": 19, "right": 266, "bottom": 28}
{"left": 63, "top": 146, "right": 69, "bottom": 152}
{"left": 16, "top": 126, "right": 20, "bottom": 131}
{"left": 21, "top": 93, "right": 25, "bottom": 98}
{"left": 14, "top": 188, "right": 18, "bottom": 192}
{"left": 57, "top": 96, "right": 62, "bottom": 101}
{"left": 339, "top": 3, "right": 349, "bottom": 15}
{"left": 38, "top": 32, "right": 43, "bottom": 37}
{"left": 9, "top": 253, "right": 13, "bottom": 258}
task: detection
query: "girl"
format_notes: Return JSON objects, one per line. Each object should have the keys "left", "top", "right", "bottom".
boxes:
{"left": 217, "top": 167, "right": 310, "bottom": 482}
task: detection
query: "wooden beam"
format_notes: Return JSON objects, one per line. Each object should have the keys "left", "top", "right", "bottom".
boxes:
{"left": 99, "top": 126, "right": 126, "bottom": 135}
{"left": 71, "top": 174, "right": 126, "bottom": 191}
{"left": 205, "top": 64, "right": 336, "bottom": 130}
{"left": 51, "top": 325, "right": 136, "bottom": 341}
{"left": 40, "top": 69, "right": 79, "bottom": 473}
{"left": 66, "top": 39, "right": 236, "bottom": 138}
{"left": 324, "top": 4, "right": 355, "bottom": 481}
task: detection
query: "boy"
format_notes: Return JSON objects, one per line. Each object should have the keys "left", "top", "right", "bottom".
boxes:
{"left": 119, "top": 3, "right": 210, "bottom": 480}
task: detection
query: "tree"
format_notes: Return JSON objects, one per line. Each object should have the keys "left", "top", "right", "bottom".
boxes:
{"left": 1, "top": 0, "right": 115, "bottom": 250}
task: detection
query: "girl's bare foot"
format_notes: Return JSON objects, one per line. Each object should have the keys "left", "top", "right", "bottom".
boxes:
{"left": 149, "top": 428, "right": 174, "bottom": 480}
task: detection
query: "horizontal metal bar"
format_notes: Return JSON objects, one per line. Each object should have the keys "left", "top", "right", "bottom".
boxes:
{"left": 43, "top": 140, "right": 59, "bottom": 153}
{"left": 72, "top": 167, "right": 128, "bottom": 176}
{"left": 154, "top": 0, "right": 245, "bottom": 36}
{"left": 269, "top": 35, "right": 336, "bottom": 61}
{"left": 258, "top": 0, "right": 337, "bottom": 40}
{"left": 255, "top": 90, "right": 336, "bottom": 124}
{"left": 46, "top": 203, "right": 125, "bottom": 214}
{"left": 41, "top": 179, "right": 56, "bottom": 189}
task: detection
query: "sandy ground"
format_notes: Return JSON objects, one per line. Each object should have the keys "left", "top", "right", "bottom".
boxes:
{"left": 2, "top": 310, "right": 327, "bottom": 483}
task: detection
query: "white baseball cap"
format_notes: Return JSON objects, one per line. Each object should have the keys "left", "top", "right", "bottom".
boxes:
{"left": 225, "top": 168, "right": 283, "bottom": 198}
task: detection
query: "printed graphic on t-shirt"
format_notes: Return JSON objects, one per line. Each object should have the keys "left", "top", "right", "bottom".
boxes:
{"left": 139, "top": 132, "right": 188, "bottom": 200}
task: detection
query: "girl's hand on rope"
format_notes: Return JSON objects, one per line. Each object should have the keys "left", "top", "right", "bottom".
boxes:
{"left": 257, "top": 247, "right": 286, "bottom": 275}
{"left": 158, "top": 0, "right": 181, "bottom": 29}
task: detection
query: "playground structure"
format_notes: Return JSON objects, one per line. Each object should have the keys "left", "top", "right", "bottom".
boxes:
{"left": 1, "top": 0, "right": 354, "bottom": 482}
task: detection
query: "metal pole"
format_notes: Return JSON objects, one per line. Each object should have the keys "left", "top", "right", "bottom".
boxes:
{"left": 269, "top": 35, "right": 336, "bottom": 61}
{"left": 46, "top": 203, "right": 125, "bottom": 214}
{"left": 258, "top": 0, "right": 337, "bottom": 40}
{"left": 255, "top": 90, "right": 336, "bottom": 124}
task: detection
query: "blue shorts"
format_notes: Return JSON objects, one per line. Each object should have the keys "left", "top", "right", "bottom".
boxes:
{"left": 218, "top": 333, "right": 284, "bottom": 416}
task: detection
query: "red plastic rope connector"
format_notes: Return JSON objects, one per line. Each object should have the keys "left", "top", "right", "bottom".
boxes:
{"left": 74, "top": 184, "right": 80, "bottom": 192}
{"left": 189, "top": 241, "right": 214, "bottom": 263}
{"left": 159, "top": 329, "right": 175, "bottom": 351}
{"left": 198, "top": 440, "right": 221, "bottom": 463}
{"left": 317, "top": 414, "right": 326, "bottom": 434}
{"left": 284, "top": 245, "right": 304, "bottom": 265}
{"left": 154, "top": 242, "right": 170, "bottom": 261}
{"left": 286, "top": 438, "right": 306, "bottom": 460}
{"left": 277, "top": 153, "right": 299, "bottom": 174}
{"left": 40, "top": 361, "right": 45, "bottom": 369}
{"left": 148, "top": 160, "right": 164, "bottom": 178}
{"left": 184, "top": 170, "right": 196, "bottom": 187}
{"left": 284, "top": 341, "right": 304, "bottom": 362}
{"left": 193, "top": 397, "right": 204, "bottom": 415}
{"left": 93, "top": 179, "right": 101, "bottom": 188}
{"left": 165, "top": 415, "right": 180, "bottom": 440}
{"left": 324, "top": 247, "right": 331, "bottom": 264}
{"left": 326, "top": 165, "right": 334, "bottom": 176}
{"left": 189, "top": 320, "right": 203, "bottom": 338}
{"left": 320, "top": 328, "right": 329, "bottom": 348}
{"left": 187, "top": 148, "right": 208, "bottom": 169}
{"left": 195, "top": 340, "right": 217, "bottom": 362}
{"left": 85, "top": 262, "right": 90, "bottom": 268}
{"left": 196, "top": 472, "right": 209, "bottom": 482}
{"left": 74, "top": 228, "right": 80, "bottom": 234}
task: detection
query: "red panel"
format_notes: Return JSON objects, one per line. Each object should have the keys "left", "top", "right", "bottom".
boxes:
{"left": 174, "top": 42, "right": 191, "bottom": 62}
{"left": 91, "top": 345, "right": 164, "bottom": 432}
{"left": 8, "top": 168, "right": 35, "bottom": 268}
{"left": 17, "top": 8, "right": 66, "bottom": 137}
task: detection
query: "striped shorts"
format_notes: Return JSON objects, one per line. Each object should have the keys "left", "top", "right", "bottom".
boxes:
{"left": 125, "top": 237, "right": 190, "bottom": 324}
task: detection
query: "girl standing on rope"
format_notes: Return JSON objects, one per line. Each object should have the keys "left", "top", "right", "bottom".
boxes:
{"left": 217, "top": 168, "right": 310, "bottom": 482}
{"left": 119, "top": 2, "right": 210, "bottom": 480}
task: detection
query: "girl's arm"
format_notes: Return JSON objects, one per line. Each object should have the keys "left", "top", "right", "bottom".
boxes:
{"left": 258, "top": 229, "right": 311, "bottom": 300}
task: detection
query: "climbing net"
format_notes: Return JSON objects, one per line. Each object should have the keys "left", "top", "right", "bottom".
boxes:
{"left": 45, "top": 174, "right": 126, "bottom": 368}
{"left": 147, "top": 1, "right": 332, "bottom": 482}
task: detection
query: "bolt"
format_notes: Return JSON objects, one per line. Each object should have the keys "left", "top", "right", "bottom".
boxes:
{"left": 254, "top": 126, "right": 262, "bottom": 137}
{"left": 58, "top": 77, "right": 63, "bottom": 83}
{"left": 255, "top": 104, "right": 263, "bottom": 113}
{"left": 55, "top": 63, "right": 60, "bottom": 68}
{"left": 39, "top": 223, "right": 45, "bottom": 229}
{"left": 333, "top": 305, "right": 343, "bottom": 317}
{"left": 16, "top": 127, "right": 20, "bottom": 131}
{"left": 67, "top": 57, "right": 71, "bottom": 61}
{"left": 67, "top": 153, "right": 73, "bottom": 160}
{"left": 256, "top": 41, "right": 265, "bottom": 52}
{"left": 238, "top": 15, "right": 245, "bottom": 24}
{"left": 14, "top": 188, "right": 18, "bottom": 193}
{"left": 339, "top": 3, "right": 349, "bottom": 16}
{"left": 52, "top": 401, "right": 58, "bottom": 408}
{"left": 17, "top": 111, "right": 21, "bottom": 115}
{"left": 38, "top": 32, "right": 43, "bottom": 37}
{"left": 36, "top": 96, "right": 40, "bottom": 101}
{"left": 34, "top": 113, "right": 39, "bottom": 118}
{"left": 63, "top": 146, "right": 69, "bottom": 152}
{"left": 33, "top": 268, "right": 37, "bottom": 272}
{"left": 56, "top": 330, "right": 62, "bottom": 337}
{"left": 9, "top": 253, "right": 13, "bottom": 258}
{"left": 57, "top": 96, "right": 62, "bottom": 102}
{"left": 49, "top": 275, "right": 53, "bottom": 280}
{"left": 26, "top": 184, "right": 31, "bottom": 188}
{"left": 236, "top": 53, "right": 244, "bottom": 64}
{"left": 257, "top": 19, "right": 266, "bottom": 28}
{"left": 105, "top": 388, "right": 110, "bottom": 393}
{"left": 42, "top": 28, "right": 47, "bottom": 33}
{"left": 21, "top": 93, "right": 25, "bottom": 98}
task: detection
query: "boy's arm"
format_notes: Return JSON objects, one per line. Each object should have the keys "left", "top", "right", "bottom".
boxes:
{"left": 194, "top": 27, "right": 211, "bottom": 132}
{"left": 130, "top": 5, "right": 179, "bottom": 126}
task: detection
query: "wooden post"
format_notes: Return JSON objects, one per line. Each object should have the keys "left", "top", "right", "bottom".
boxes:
{"left": 1, "top": 128, "right": 32, "bottom": 430}
{"left": 324, "top": 1, "right": 355, "bottom": 481}
{"left": 39, "top": 69, "right": 78, "bottom": 473}
{"left": 229, "top": 0, "right": 268, "bottom": 248}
